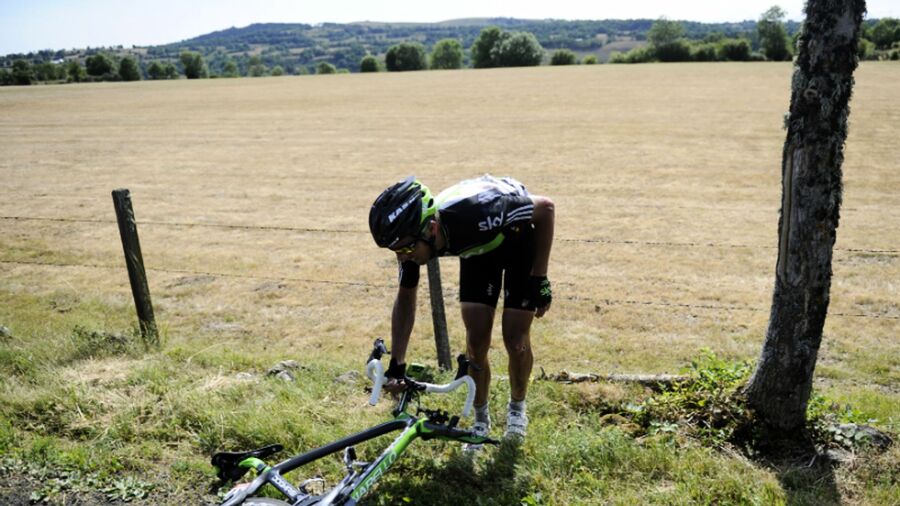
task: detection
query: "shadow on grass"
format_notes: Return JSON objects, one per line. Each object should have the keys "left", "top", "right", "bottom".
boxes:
{"left": 369, "top": 439, "right": 532, "bottom": 505}
{"left": 754, "top": 432, "right": 842, "bottom": 506}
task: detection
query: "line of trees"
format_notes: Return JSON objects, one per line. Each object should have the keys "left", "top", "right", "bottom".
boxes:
{"left": 4, "top": 11, "right": 899, "bottom": 86}
{"left": 610, "top": 10, "right": 900, "bottom": 64}
{"left": 0, "top": 53, "right": 149, "bottom": 85}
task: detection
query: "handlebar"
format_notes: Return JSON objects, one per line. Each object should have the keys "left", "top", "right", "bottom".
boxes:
{"left": 365, "top": 341, "right": 476, "bottom": 419}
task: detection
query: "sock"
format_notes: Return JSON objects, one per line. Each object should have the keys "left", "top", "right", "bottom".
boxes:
{"left": 508, "top": 399, "right": 526, "bottom": 414}
{"left": 474, "top": 403, "right": 490, "bottom": 424}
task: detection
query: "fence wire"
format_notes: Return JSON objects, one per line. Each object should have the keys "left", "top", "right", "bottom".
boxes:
{"left": 3, "top": 257, "right": 897, "bottom": 321}
{"left": 2, "top": 215, "right": 898, "bottom": 255}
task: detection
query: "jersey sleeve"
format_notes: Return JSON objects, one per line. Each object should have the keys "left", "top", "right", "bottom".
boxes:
{"left": 498, "top": 194, "right": 534, "bottom": 227}
{"left": 398, "top": 260, "right": 420, "bottom": 288}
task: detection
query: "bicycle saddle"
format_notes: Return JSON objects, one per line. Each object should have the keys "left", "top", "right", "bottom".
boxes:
{"left": 211, "top": 444, "right": 284, "bottom": 482}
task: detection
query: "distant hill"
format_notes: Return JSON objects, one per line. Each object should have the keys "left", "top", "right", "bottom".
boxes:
{"left": 2, "top": 17, "right": 799, "bottom": 74}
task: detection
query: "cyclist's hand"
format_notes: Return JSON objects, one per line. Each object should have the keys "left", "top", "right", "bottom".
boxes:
{"left": 384, "top": 358, "right": 407, "bottom": 393}
{"left": 384, "top": 377, "right": 407, "bottom": 393}
{"left": 530, "top": 276, "right": 552, "bottom": 318}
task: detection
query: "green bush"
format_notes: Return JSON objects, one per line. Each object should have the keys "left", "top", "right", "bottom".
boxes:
{"left": 385, "top": 43, "right": 427, "bottom": 71}
{"left": 66, "top": 61, "right": 86, "bottom": 82}
{"left": 582, "top": 54, "right": 598, "bottom": 64}
{"left": 490, "top": 31, "right": 544, "bottom": 67}
{"left": 316, "top": 62, "right": 336, "bottom": 75}
{"left": 471, "top": 26, "right": 503, "bottom": 68}
{"left": 870, "top": 17, "right": 900, "bottom": 49}
{"left": 32, "top": 62, "right": 64, "bottom": 82}
{"left": 271, "top": 65, "right": 284, "bottom": 76}
{"left": 85, "top": 54, "right": 115, "bottom": 77}
{"left": 609, "top": 46, "right": 655, "bottom": 64}
{"left": 550, "top": 49, "right": 577, "bottom": 65}
{"left": 222, "top": 59, "right": 240, "bottom": 77}
{"left": 179, "top": 51, "right": 207, "bottom": 79}
{"left": 654, "top": 40, "right": 692, "bottom": 62}
{"left": 691, "top": 43, "right": 718, "bottom": 61}
{"left": 146, "top": 61, "right": 164, "bottom": 80}
{"left": 430, "top": 39, "right": 463, "bottom": 70}
{"left": 118, "top": 56, "right": 141, "bottom": 81}
{"left": 11, "top": 60, "right": 34, "bottom": 85}
{"left": 717, "top": 38, "right": 752, "bottom": 61}
{"left": 359, "top": 55, "right": 379, "bottom": 72}
{"left": 248, "top": 55, "right": 266, "bottom": 77}
{"left": 635, "top": 349, "right": 753, "bottom": 444}
{"left": 758, "top": 6, "right": 792, "bottom": 61}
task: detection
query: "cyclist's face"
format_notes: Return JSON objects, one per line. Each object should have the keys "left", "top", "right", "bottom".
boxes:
{"left": 393, "top": 237, "right": 430, "bottom": 265}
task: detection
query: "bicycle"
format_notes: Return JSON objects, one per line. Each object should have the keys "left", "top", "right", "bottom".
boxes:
{"left": 211, "top": 339, "right": 498, "bottom": 505}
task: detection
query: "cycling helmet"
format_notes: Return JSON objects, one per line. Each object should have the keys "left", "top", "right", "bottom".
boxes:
{"left": 369, "top": 176, "right": 437, "bottom": 249}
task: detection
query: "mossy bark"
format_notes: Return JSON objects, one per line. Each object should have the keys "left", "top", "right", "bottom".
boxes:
{"left": 743, "top": 0, "right": 867, "bottom": 432}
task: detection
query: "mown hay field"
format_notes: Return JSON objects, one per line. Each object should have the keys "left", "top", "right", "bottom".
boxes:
{"left": 1, "top": 63, "right": 898, "bottom": 504}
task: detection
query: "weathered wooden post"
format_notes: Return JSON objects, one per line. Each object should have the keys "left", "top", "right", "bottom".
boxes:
{"left": 112, "top": 189, "right": 159, "bottom": 348}
{"left": 426, "top": 258, "right": 451, "bottom": 370}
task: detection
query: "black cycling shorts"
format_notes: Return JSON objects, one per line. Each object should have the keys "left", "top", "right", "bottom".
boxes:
{"left": 458, "top": 225, "right": 535, "bottom": 310}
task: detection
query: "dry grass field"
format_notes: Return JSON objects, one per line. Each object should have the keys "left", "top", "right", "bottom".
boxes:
{"left": 1, "top": 62, "right": 898, "bottom": 504}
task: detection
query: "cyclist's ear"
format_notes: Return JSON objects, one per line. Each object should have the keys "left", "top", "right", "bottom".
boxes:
{"left": 423, "top": 218, "right": 439, "bottom": 238}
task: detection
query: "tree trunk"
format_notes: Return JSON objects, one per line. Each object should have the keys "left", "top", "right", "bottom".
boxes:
{"left": 743, "top": 0, "right": 866, "bottom": 432}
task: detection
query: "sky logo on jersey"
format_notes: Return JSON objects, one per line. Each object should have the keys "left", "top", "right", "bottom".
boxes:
{"left": 478, "top": 212, "right": 504, "bottom": 231}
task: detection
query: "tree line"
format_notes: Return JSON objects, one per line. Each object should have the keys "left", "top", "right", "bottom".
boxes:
{"left": 2, "top": 11, "right": 898, "bottom": 86}
{"left": 610, "top": 9, "right": 900, "bottom": 63}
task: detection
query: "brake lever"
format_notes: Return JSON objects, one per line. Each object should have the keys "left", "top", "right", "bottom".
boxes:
{"left": 454, "top": 354, "right": 479, "bottom": 380}
{"left": 367, "top": 338, "right": 390, "bottom": 365}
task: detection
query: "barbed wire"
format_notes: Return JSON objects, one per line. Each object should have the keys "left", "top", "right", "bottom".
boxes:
{"left": 3, "top": 258, "right": 897, "bottom": 321}
{"left": 0, "top": 215, "right": 361, "bottom": 234}
{"left": 2, "top": 215, "right": 897, "bottom": 254}
{"left": 0, "top": 258, "right": 385, "bottom": 289}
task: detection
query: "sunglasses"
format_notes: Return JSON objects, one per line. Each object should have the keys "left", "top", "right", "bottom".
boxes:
{"left": 391, "top": 239, "right": 419, "bottom": 255}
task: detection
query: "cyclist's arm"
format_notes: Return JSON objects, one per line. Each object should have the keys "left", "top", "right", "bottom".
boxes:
{"left": 391, "top": 285, "right": 416, "bottom": 365}
{"left": 529, "top": 195, "right": 555, "bottom": 277}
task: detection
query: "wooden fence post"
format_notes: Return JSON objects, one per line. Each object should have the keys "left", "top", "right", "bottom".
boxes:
{"left": 112, "top": 189, "right": 159, "bottom": 348}
{"left": 426, "top": 257, "right": 452, "bottom": 370}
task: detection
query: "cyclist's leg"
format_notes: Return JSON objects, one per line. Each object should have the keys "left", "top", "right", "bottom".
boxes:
{"left": 501, "top": 308, "right": 534, "bottom": 403}
{"left": 458, "top": 253, "right": 502, "bottom": 408}
{"left": 462, "top": 302, "right": 495, "bottom": 408}
{"left": 501, "top": 224, "right": 537, "bottom": 402}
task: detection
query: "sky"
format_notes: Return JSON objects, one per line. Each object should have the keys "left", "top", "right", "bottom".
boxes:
{"left": 1, "top": 0, "right": 898, "bottom": 55}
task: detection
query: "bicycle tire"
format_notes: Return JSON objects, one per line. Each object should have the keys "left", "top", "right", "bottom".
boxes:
{"left": 240, "top": 499, "right": 291, "bottom": 506}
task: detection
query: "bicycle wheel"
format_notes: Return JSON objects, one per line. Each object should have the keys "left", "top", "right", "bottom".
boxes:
{"left": 241, "top": 499, "right": 291, "bottom": 506}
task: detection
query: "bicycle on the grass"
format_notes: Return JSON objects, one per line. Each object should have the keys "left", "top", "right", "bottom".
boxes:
{"left": 211, "top": 339, "right": 499, "bottom": 505}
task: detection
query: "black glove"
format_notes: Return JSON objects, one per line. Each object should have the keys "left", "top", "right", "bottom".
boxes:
{"left": 386, "top": 357, "right": 407, "bottom": 380}
{"left": 529, "top": 276, "right": 552, "bottom": 308}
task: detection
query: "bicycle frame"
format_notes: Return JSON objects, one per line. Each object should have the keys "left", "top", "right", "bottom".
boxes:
{"left": 216, "top": 340, "right": 492, "bottom": 506}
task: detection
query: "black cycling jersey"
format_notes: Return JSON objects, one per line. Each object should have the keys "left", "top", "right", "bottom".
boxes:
{"left": 399, "top": 175, "right": 534, "bottom": 289}
{"left": 435, "top": 175, "right": 534, "bottom": 258}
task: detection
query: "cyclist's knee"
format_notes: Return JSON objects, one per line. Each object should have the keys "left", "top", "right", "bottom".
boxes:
{"left": 467, "top": 335, "right": 491, "bottom": 361}
{"left": 503, "top": 332, "right": 531, "bottom": 356}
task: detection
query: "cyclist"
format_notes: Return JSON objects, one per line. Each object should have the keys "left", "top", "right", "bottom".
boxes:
{"left": 369, "top": 174, "right": 554, "bottom": 444}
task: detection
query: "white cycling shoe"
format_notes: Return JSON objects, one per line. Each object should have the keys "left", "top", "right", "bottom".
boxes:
{"left": 504, "top": 409, "right": 528, "bottom": 440}
{"left": 463, "top": 418, "right": 491, "bottom": 452}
